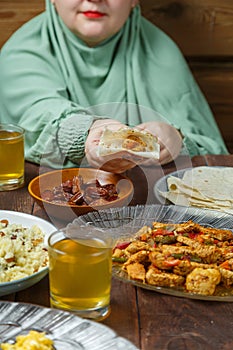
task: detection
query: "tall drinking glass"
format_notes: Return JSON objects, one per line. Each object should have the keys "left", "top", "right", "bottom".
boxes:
{"left": 48, "top": 226, "right": 113, "bottom": 321}
{"left": 0, "top": 123, "right": 25, "bottom": 191}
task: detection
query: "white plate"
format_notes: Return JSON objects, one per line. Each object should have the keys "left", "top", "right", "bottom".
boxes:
{"left": 153, "top": 168, "right": 188, "bottom": 204}
{"left": 0, "top": 301, "right": 139, "bottom": 350}
{"left": 74, "top": 204, "right": 233, "bottom": 301}
{"left": 0, "top": 210, "right": 57, "bottom": 296}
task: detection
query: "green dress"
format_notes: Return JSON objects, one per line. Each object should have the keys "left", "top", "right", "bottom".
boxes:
{"left": 0, "top": 1, "right": 228, "bottom": 168}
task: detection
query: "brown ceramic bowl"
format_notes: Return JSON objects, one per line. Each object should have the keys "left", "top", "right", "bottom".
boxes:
{"left": 28, "top": 168, "right": 134, "bottom": 223}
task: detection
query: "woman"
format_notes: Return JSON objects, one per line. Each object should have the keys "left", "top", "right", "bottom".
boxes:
{"left": 0, "top": 0, "right": 228, "bottom": 172}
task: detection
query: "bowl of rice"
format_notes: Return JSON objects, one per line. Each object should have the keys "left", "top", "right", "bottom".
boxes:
{"left": 0, "top": 210, "right": 57, "bottom": 296}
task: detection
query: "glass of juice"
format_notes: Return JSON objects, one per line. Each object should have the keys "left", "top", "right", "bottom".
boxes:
{"left": 0, "top": 123, "right": 25, "bottom": 191}
{"left": 48, "top": 225, "right": 113, "bottom": 321}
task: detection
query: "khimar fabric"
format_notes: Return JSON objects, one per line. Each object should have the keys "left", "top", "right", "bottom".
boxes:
{"left": 0, "top": 0, "right": 228, "bottom": 167}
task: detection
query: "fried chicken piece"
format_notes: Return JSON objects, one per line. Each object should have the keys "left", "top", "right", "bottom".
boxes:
{"left": 219, "top": 268, "right": 233, "bottom": 287}
{"left": 122, "top": 250, "right": 149, "bottom": 270}
{"left": 174, "top": 261, "right": 217, "bottom": 276}
{"left": 219, "top": 258, "right": 233, "bottom": 287}
{"left": 186, "top": 267, "right": 221, "bottom": 295}
{"left": 199, "top": 227, "right": 233, "bottom": 241}
{"left": 112, "top": 248, "right": 125, "bottom": 260}
{"left": 174, "top": 221, "right": 202, "bottom": 234}
{"left": 190, "top": 261, "right": 217, "bottom": 269}
{"left": 152, "top": 221, "right": 178, "bottom": 230}
{"left": 146, "top": 265, "right": 185, "bottom": 287}
{"left": 176, "top": 235, "right": 222, "bottom": 263}
{"left": 176, "top": 235, "right": 204, "bottom": 249}
{"left": 135, "top": 225, "right": 153, "bottom": 242}
{"left": 161, "top": 245, "right": 193, "bottom": 256}
{"left": 126, "top": 262, "right": 146, "bottom": 283}
{"left": 173, "top": 260, "right": 193, "bottom": 276}
{"left": 125, "top": 241, "right": 151, "bottom": 254}
{"left": 149, "top": 251, "right": 180, "bottom": 270}
{"left": 220, "top": 258, "right": 233, "bottom": 270}
{"left": 219, "top": 248, "right": 233, "bottom": 261}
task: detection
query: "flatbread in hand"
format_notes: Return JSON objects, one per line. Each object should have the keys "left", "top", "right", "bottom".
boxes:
{"left": 97, "top": 127, "right": 160, "bottom": 159}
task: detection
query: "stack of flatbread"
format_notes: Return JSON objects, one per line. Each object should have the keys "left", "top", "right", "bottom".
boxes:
{"left": 158, "top": 166, "right": 233, "bottom": 214}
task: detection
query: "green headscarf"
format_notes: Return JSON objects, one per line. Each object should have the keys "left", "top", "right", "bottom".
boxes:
{"left": 0, "top": 0, "right": 228, "bottom": 167}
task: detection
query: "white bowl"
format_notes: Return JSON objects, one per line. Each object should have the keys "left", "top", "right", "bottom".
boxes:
{"left": 0, "top": 210, "right": 57, "bottom": 296}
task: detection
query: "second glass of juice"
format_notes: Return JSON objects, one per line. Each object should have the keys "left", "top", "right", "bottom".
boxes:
{"left": 48, "top": 226, "right": 112, "bottom": 321}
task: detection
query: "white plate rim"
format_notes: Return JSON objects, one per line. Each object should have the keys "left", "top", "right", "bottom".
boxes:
{"left": 0, "top": 210, "right": 57, "bottom": 240}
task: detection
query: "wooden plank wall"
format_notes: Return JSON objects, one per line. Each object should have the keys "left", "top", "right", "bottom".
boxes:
{"left": 0, "top": 0, "right": 232, "bottom": 153}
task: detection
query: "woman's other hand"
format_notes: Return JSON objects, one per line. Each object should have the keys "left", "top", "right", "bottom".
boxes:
{"left": 135, "top": 121, "right": 183, "bottom": 165}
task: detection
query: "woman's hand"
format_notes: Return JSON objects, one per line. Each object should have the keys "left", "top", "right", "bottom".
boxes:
{"left": 135, "top": 121, "right": 183, "bottom": 165}
{"left": 85, "top": 119, "right": 142, "bottom": 173}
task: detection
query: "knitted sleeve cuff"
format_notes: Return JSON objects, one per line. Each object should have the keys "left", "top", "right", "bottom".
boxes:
{"left": 57, "top": 113, "right": 94, "bottom": 163}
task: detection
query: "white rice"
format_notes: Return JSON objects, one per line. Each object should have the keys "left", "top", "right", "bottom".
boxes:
{"left": 0, "top": 220, "right": 48, "bottom": 283}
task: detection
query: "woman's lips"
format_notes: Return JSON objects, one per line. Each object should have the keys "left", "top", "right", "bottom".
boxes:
{"left": 82, "top": 11, "right": 105, "bottom": 18}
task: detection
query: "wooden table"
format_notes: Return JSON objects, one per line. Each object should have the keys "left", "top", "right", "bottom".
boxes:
{"left": 1, "top": 154, "right": 233, "bottom": 350}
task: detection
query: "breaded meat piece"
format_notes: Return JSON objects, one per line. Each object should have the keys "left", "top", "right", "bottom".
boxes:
{"left": 125, "top": 241, "right": 151, "bottom": 254}
{"left": 146, "top": 265, "right": 185, "bottom": 287}
{"left": 186, "top": 267, "right": 221, "bottom": 295}
{"left": 200, "top": 227, "right": 233, "bottom": 241}
{"left": 219, "top": 268, "right": 233, "bottom": 287}
{"left": 176, "top": 235, "right": 222, "bottom": 263}
{"left": 149, "top": 250, "right": 180, "bottom": 270}
{"left": 126, "top": 262, "right": 146, "bottom": 283}
{"left": 123, "top": 250, "right": 149, "bottom": 270}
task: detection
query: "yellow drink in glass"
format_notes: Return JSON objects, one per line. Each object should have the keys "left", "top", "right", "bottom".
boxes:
{"left": 48, "top": 229, "right": 112, "bottom": 321}
{"left": 0, "top": 124, "right": 24, "bottom": 191}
